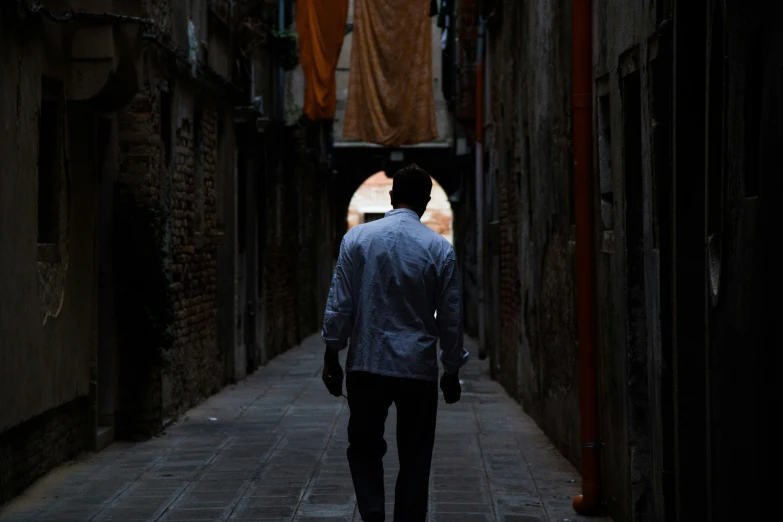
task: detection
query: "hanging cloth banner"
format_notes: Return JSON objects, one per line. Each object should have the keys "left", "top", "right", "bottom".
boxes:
{"left": 297, "top": 0, "right": 350, "bottom": 121}
{"left": 343, "top": 0, "right": 438, "bottom": 146}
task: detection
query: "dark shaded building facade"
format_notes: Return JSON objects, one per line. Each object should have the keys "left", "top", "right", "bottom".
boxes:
{"left": 456, "top": 0, "right": 783, "bottom": 520}
{"left": 0, "top": 0, "right": 336, "bottom": 504}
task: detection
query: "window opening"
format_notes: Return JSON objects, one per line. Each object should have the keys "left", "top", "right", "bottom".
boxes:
{"left": 38, "top": 78, "right": 63, "bottom": 247}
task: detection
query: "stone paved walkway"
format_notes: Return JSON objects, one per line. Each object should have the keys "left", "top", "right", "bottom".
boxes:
{"left": 0, "top": 336, "right": 607, "bottom": 522}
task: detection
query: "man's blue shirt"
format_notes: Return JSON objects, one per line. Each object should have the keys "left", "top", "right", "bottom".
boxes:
{"left": 322, "top": 208, "right": 468, "bottom": 381}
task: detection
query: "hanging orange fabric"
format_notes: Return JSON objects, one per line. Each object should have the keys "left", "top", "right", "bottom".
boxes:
{"left": 343, "top": 0, "right": 438, "bottom": 146}
{"left": 297, "top": 0, "right": 349, "bottom": 121}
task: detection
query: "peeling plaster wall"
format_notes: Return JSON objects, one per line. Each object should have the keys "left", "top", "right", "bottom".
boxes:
{"left": 485, "top": 0, "right": 580, "bottom": 469}
{"left": 484, "top": 2, "right": 668, "bottom": 518}
{"left": 593, "top": 1, "right": 667, "bottom": 519}
{"left": 0, "top": 0, "right": 159, "bottom": 498}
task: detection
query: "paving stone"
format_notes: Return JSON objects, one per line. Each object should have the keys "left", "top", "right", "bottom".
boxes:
{"left": 229, "top": 505, "right": 296, "bottom": 518}
{"left": 190, "top": 480, "right": 247, "bottom": 493}
{"left": 295, "top": 518, "right": 353, "bottom": 522}
{"left": 307, "top": 486, "right": 354, "bottom": 497}
{"left": 92, "top": 507, "right": 162, "bottom": 520}
{"left": 194, "top": 470, "right": 257, "bottom": 481}
{"left": 432, "top": 514, "right": 492, "bottom": 521}
{"left": 247, "top": 486, "right": 305, "bottom": 498}
{"left": 296, "top": 503, "right": 355, "bottom": 517}
{"left": 159, "top": 507, "right": 226, "bottom": 520}
{"left": 0, "top": 336, "right": 609, "bottom": 522}
{"left": 38, "top": 507, "right": 102, "bottom": 520}
{"left": 434, "top": 501, "right": 493, "bottom": 513}
{"left": 177, "top": 490, "right": 238, "bottom": 503}
{"left": 303, "top": 494, "right": 354, "bottom": 504}
{"left": 237, "top": 497, "right": 299, "bottom": 508}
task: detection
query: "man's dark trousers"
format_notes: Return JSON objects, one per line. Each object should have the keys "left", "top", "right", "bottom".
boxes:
{"left": 346, "top": 371, "right": 438, "bottom": 522}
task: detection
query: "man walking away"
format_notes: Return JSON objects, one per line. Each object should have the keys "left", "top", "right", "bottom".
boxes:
{"left": 321, "top": 164, "right": 469, "bottom": 522}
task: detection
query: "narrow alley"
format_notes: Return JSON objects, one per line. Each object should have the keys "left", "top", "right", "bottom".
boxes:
{"left": 3, "top": 0, "right": 782, "bottom": 521}
{"left": 0, "top": 337, "right": 597, "bottom": 522}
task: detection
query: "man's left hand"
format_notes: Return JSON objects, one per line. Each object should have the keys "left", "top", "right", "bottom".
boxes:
{"left": 440, "top": 372, "right": 461, "bottom": 404}
{"left": 322, "top": 348, "right": 344, "bottom": 397}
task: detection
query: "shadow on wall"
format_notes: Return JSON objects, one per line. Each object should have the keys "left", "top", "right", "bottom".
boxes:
{"left": 347, "top": 172, "right": 453, "bottom": 243}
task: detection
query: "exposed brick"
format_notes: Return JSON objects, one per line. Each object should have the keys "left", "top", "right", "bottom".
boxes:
{"left": 0, "top": 397, "right": 91, "bottom": 505}
{"left": 481, "top": 0, "right": 580, "bottom": 468}
{"left": 497, "top": 166, "right": 522, "bottom": 392}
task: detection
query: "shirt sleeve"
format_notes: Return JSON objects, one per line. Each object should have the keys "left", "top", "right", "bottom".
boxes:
{"left": 321, "top": 235, "right": 354, "bottom": 351}
{"left": 437, "top": 249, "right": 469, "bottom": 374}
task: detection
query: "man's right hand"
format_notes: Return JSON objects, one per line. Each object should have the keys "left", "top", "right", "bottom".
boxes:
{"left": 322, "top": 347, "right": 344, "bottom": 398}
{"left": 440, "top": 372, "right": 461, "bottom": 404}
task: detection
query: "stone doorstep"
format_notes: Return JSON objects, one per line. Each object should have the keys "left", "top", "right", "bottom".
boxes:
{"left": 96, "top": 426, "right": 115, "bottom": 452}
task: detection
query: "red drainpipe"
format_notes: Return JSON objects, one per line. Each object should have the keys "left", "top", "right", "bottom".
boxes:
{"left": 571, "top": 0, "right": 601, "bottom": 515}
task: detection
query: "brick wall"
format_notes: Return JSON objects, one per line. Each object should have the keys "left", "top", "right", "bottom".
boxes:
{"left": 263, "top": 182, "right": 296, "bottom": 358}
{"left": 0, "top": 397, "right": 91, "bottom": 505}
{"left": 167, "top": 103, "right": 222, "bottom": 415}
{"left": 262, "top": 122, "right": 336, "bottom": 360}
{"left": 296, "top": 139, "right": 319, "bottom": 341}
{"left": 117, "top": 85, "right": 161, "bottom": 201}
{"left": 115, "top": 41, "right": 226, "bottom": 425}
{"left": 451, "top": 157, "right": 479, "bottom": 338}
{"left": 113, "top": 0, "right": 336, "bottom": 436}
{"left": 497, "top": 166, "right": 521, "bottom": 393}
{"left": 263, "top": 126, "right": 305, "bottom": 360}
{"left": 115, "top": 65, "right": 166, "bottom": 438}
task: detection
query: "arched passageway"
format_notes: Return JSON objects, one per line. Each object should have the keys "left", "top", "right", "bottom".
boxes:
{"left": 326, "top": 152, "right": 478, "bottom": 339}
{"left": 328, "top": 145, "right": 462, "bottom": 252}
{"left": 346, "top": 171, "right": 454, "bottom": 244}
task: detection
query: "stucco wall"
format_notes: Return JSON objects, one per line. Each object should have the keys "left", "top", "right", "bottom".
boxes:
{"left": 0, "top": 20, "right": 96, "bottom": 434}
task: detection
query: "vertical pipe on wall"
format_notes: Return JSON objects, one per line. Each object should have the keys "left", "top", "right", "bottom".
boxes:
{"left": 475, "top": 15, "right": 487, "bottom": 360}
{"left": 251, "top": 60, "right": 256, "bottom": 106}
{"left": 571, "top": 0, "right": 601, "bottom": 515}
{"left": 277, "top": 0, "right": 285, "bottom": 121}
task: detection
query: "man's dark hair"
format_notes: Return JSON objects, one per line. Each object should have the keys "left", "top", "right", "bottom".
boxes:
{"left": 391, "top": 164, "right": 433, "bottom": 208}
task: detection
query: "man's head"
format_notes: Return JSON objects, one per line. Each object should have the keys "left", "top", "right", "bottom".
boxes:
{"left": 389, "top": 164, "right": 432, "bottom": 217}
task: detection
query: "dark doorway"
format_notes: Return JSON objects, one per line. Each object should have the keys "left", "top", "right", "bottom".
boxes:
{"left": 622, "top": 68, "right": 652, "bottom": 520}
{"left": 651, "top": 27, "right": 676, "bottom": 522}
{"left": 96, "top": 116, "right": 117, "bottom": 450}
{"left": 237, "top": 128, "right": 266, "bottom": 375}
{"left": 672, "top": 0, "right": 709, "bottom": 518}
{"left": 363, "top": 212, "right": 385, "bottom": 223}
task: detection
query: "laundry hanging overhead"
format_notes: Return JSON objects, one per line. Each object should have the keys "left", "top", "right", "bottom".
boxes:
{"left": 297, "top": 0, "right": 349, "bottom": 121}
{"left": 343, "top": 0, "right": 438, "bottom": 146}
